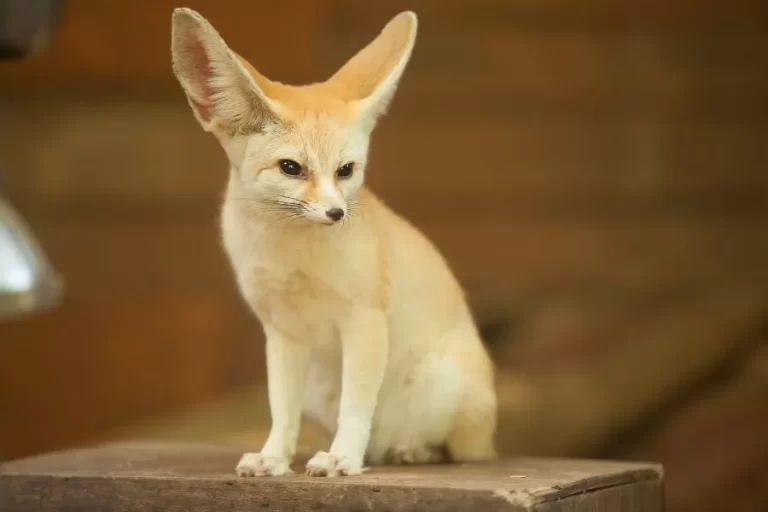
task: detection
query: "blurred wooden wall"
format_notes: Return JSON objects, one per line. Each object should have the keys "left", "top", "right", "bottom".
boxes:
{"left": 1, "top": 2, "right": 767, "bottom": 510}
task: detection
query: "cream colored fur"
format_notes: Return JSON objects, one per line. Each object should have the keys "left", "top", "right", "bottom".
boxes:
{"left": 171, "top": 8, "right": 497, "bottom": 477}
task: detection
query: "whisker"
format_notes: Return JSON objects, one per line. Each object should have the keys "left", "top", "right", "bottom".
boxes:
{"left": 226, "top": 194, "right": 330, "bottom": 226}
{"left": 275, "top": 194, "right": 310, "bottom": 206}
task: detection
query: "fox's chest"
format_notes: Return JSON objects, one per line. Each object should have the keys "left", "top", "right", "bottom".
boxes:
{"left": 243, "top": 266, "right": 340, "bottom": 344}
{"left": 231, "top": 249, "right": 343, "bottom": 346}
{"left": 220, "top": 209, "right": 356, "bottom": 346}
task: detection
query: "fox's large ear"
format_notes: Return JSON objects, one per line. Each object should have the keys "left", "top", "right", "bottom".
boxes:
{"left": 171, "top": 8, "right": 277, "bottom": 134}
{"left": 327, "top": 12, "right": 417, "bottom": 131}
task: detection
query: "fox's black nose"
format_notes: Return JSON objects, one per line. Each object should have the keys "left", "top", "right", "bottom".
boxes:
{"left": 326, "top": 208, "right": 345, "bottom": 222}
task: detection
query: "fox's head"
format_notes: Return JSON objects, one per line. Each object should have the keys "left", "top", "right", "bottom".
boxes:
{"left": 171, "top": 8, "right": 417, "bottom": 225}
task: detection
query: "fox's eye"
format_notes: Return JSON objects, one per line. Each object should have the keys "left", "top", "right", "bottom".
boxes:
{"left": 279, "top": 159, "right": 302, "bottom": 177}
{"left": 337, "top": 163, "right": 354, "bottom": 179}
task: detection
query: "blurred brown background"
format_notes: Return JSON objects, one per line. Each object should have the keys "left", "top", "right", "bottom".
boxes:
{"left": 1, "top": 2, "right": 767, "bottom": 512}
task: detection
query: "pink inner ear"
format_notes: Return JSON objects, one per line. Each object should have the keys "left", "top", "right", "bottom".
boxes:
{"left": 184, "top": 34, "right": 216, "bottom": 124}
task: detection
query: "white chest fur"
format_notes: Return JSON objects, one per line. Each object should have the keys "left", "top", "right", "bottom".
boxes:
{"left": 221, "top": 206, "right": 348, "bottom": 348}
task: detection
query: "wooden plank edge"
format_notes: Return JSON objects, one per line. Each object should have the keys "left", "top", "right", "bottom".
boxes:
{"left": 1, "top": 471, "right": 664, "bottom": 512}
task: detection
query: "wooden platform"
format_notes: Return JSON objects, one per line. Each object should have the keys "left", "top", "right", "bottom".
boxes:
{"left": 0, "top": 442, "right": 663, "bottom": 511}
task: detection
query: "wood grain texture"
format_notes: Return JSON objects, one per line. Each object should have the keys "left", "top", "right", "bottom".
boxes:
{"left": 0, "top": 298, "right": 261, "bottom": 461}
{"left": 0, "top": 0, "right": 332, "bottom": 91}
{"left": 0, "top": 442, "right": 664, "bottom": 512}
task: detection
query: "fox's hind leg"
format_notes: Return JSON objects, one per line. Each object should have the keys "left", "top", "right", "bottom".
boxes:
{"left": 445, "top": 383, "right": 497, "bottom": 462}
{"left": 366, "top": 355, "right": 462, "bottom": 465}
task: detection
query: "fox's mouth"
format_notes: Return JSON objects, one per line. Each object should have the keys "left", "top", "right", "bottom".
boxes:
{"left": 309, "top": 217, "right": 336, "bottom": 226}
{"left": 305, "top": 215, "right": 341, "bottom": 226}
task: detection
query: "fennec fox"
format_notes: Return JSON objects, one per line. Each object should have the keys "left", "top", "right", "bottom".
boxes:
{"left": 171, "top": 8, "right": 497, "bottom": 477}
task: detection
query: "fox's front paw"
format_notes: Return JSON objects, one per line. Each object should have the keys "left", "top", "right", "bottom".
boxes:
{"left": 235, "top": 452, "right": 292, "bottom": 477}
{"left": 305, "top": 451, "right": 364, "bottom": 477}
